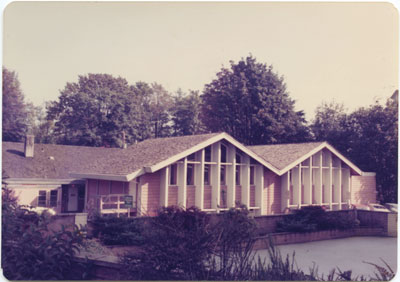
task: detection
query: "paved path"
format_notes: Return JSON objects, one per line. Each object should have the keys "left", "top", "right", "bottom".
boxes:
{"left": 255, "top": 236, "right": 397, "bottom": 279}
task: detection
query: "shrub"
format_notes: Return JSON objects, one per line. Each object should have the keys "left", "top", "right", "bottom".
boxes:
{"left": 210, "top": 205, "right": 258, "bottom": 280}
{"left": 2, "top": 187, "right": 90, "bottom": 280}
{"left": 90, "top": 213, "right": 144, "bottom": 245}
{"left": 121, "top": 206, "right": 214, "bottom": 280}
{"left": 277, "top": 206, "right": 358, "bottom": 233}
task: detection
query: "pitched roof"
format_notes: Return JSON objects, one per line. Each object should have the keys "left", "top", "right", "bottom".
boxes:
{"left": 72, "top": 133, "right": 221, "bottom": 177}
{"left": 2, "top": 142, "right": 121, "bottom": 179}
{"left": 2, "top": 133, "right": 221, "bottom": 180}
{"left": 248, "top": 142, "right": 325, "bottom": 170}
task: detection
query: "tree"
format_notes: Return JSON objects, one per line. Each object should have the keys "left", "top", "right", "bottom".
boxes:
{"left": 311, "top": 93, "right": 398, "bottom": 203}
{"left": 201, "top": 55, "right": 310, "bottom": 145}
{"left": 171, "top": 89, "right": 204, "bottom": 136}
{"left": 2, "top": 67, "right": 29, "bottom": 141}
{"left": 47, "top": 74, "right": 148, "bottom": 147}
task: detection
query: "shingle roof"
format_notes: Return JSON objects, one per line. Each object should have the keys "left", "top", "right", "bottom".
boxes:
{"left": 2, "top": 133, "right": 221, "bottom": 179}
{"left": 3, "top": 134, "right": 330, "bottom": 180}
{"left": 74, "top": 133, "right": 221, "bottom": 175}
{"left": 248, "top": 142, "right": 325, "bottom": 170}
{"left": 2, "top": 142, "right": 121, "bottom": 179}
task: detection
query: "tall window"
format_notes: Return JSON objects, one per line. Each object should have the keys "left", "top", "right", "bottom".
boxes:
{"left": 221, "top": 144, "right": 227, "bottom": 163}
{"left": 170, "top": 164, "right": 177, "bottom": 185}
{"left": 220, "top": 165, "right": 226, "bottom": 185}
{"left": 204, "top": 164, "right": 210, "bottom": 185}
{"left": 50, "top": 190, "right": 58, "bottom": 207}
{"left": 187, "top": 164, "right": 194, "bottom": 185}
{"left": 235, "top": 165, "right": 240, "bottom": 185}
{"left": 38, "top": 190, "right": 47, "bottom": 207}
{"left": 250, "top": 166, "right": 255, "bottom": 185}
{"left": 236, "top": 154, "right": 241, "bottom": 164}
{"left": 187, "top": 153, "right": 196, "bottom": 161}
{"left": 205, "top": 146, "right": 211, "bottom": 162}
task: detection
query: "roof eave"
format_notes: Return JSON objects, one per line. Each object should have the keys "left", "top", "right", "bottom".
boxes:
{"left": 69, "top": 172, "right": 130, "bottom": 182}
{"left": 146, "top": 132, "right": 281, "bottom": 175}
{"left": 278, "top": 142, "right": 363, "bottom": 176}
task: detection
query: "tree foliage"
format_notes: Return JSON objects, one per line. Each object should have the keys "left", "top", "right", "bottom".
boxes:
{"left": 46, "top": 74, "right": 176, "bottom": 147}
{"left": 311, "top": 93, "right": 398, "bottom": 203}
{"left": 2, "top": 67, "right": 29, "bottom": 141}
{"left": 1, "top": 187, "right": 88, "bottom": 280}
{"left": 201, "top": 55, "right": 310, "bottom": 145}
{"left": 171, "top": 89, "right": 204, "bottom": 136}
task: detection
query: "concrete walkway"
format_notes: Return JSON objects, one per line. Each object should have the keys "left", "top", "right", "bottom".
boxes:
{"left": 256, "top": 236, "right": 397, "bottom": 279}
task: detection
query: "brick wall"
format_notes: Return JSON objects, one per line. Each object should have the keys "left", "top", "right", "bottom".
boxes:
{"left": 140, "top": 171, "right": 161, "bottom": 216}
{"left": 351, "top": 175, "right": 376, "bottom": 205}
{"left": 265, "top": 170, "right": 281, "bottom": 215}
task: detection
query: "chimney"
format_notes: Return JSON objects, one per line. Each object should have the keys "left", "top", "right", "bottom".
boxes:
{"left": 24, "top": 135, "right": 34, "bottom": 158}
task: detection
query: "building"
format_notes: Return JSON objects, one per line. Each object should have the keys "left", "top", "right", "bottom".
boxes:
{"left": 2, "top": 133, "right": 376, "bottom": 220}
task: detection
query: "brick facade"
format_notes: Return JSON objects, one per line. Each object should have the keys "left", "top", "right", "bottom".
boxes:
{"left": 351, "top": 175, "right": 376, "bottom": 205}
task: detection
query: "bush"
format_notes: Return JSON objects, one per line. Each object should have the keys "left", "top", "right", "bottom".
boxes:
{"left": 210, "top": 205, "right": 258, "bottom": 280}
{"left": 2, "top": 187, "right": 90, "bottom": 280}
{"left": 277, "top": 206, "right": 358, "bottom": 233}
{"left": 90, "top": 213, "right": 144, "bottom": 245}
{"left": 121, "top": 206, "right": 214, "bottom": 280}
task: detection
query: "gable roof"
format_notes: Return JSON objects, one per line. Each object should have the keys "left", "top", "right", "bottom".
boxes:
{"left": 249, "top": 142, "right": 362, "bottom": 175}
{"left": 249, "top": 142, "right": 324, "bottom": 170}
{"left": 2, "top": 133, "right": 363, "bottom": 182}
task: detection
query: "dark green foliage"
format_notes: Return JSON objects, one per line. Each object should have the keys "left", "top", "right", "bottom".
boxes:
{"left": 201, "top": 55, "right": 311, "bottom": 145}
{"left": 2, "top": 187, "right": 89, "bottom": 280}
{"left": 2, "top": 67, "right": 29, "bottom": 142}
{"left": 171, "top": 89, "right": 205, "bottom": 136}
{"left": 276, "top": 206, "right": 359, "bottom": 233}
{"left": 46, "top": 74, "right": 175, "bottom": 147}
{"left": 90, "top": 213, "right": 144, "bottom": 245}
{"left": 311, "top": 94, "right": 398, "bottom": 203}
{"left": 121, "top": 206, "right": 214, "bottom": 280}
{"left": 211, "top": 205, "right": 258, "bottom": 280}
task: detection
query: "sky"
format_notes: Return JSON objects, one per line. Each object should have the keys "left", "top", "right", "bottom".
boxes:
{"left": 2, "top": 1, "right": 399, "bottom": 121}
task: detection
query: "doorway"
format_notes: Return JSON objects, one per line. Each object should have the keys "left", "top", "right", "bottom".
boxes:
{"left": 61, "top": 184, "right": 85, "bottom": 213}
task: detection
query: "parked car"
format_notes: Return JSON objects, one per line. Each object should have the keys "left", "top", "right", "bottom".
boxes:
{"left": 367, "top": 203, "right": 390, "bottom": 212}
{"left": 384, "top": 203, "right": 398, "bottom": 213}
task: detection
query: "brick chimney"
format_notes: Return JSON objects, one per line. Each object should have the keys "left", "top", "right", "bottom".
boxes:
{"left": 24, "top": 135, "right": 34, "bottom": 158}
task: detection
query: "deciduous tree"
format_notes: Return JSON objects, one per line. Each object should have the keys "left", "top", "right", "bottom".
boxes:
{"left": 311, "top": 92, "right": 398, "bottom": 203}
{"left": 47, "top": 74, "right": 143, "bottom": 147}
{"left": 171, "top": 89, "right": 204, "bottom": 136}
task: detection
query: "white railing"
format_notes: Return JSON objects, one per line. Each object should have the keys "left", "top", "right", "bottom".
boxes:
{"left": 99, "top": 194, "right": 135, "bottom": 216}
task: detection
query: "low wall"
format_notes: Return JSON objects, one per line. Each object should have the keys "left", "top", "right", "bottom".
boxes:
{"left": 253, "top": 227, "right": 385, "bottom": 250}
{"left": 47, "top": 214, "right": 75, "bottom": 231}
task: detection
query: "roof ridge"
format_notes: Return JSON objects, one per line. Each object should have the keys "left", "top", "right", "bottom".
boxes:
{"left": 248, "top": 141, "right": 326, "bottom": 147}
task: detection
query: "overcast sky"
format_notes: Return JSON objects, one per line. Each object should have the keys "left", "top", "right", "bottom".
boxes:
{"left": 2, "top": 2, "right": 398, "bottom": 121}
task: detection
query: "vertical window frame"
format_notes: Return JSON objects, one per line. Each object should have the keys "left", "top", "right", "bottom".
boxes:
{"left": 38, "top": 190, "right": 47, "bottom": 207}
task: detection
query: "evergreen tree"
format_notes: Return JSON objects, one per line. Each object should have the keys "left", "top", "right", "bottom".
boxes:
{"left": 2, "top": 67, "right": 29, "bottom": 142}
{"left": 201, "top": 55, "right": 310, "bottom": 145}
